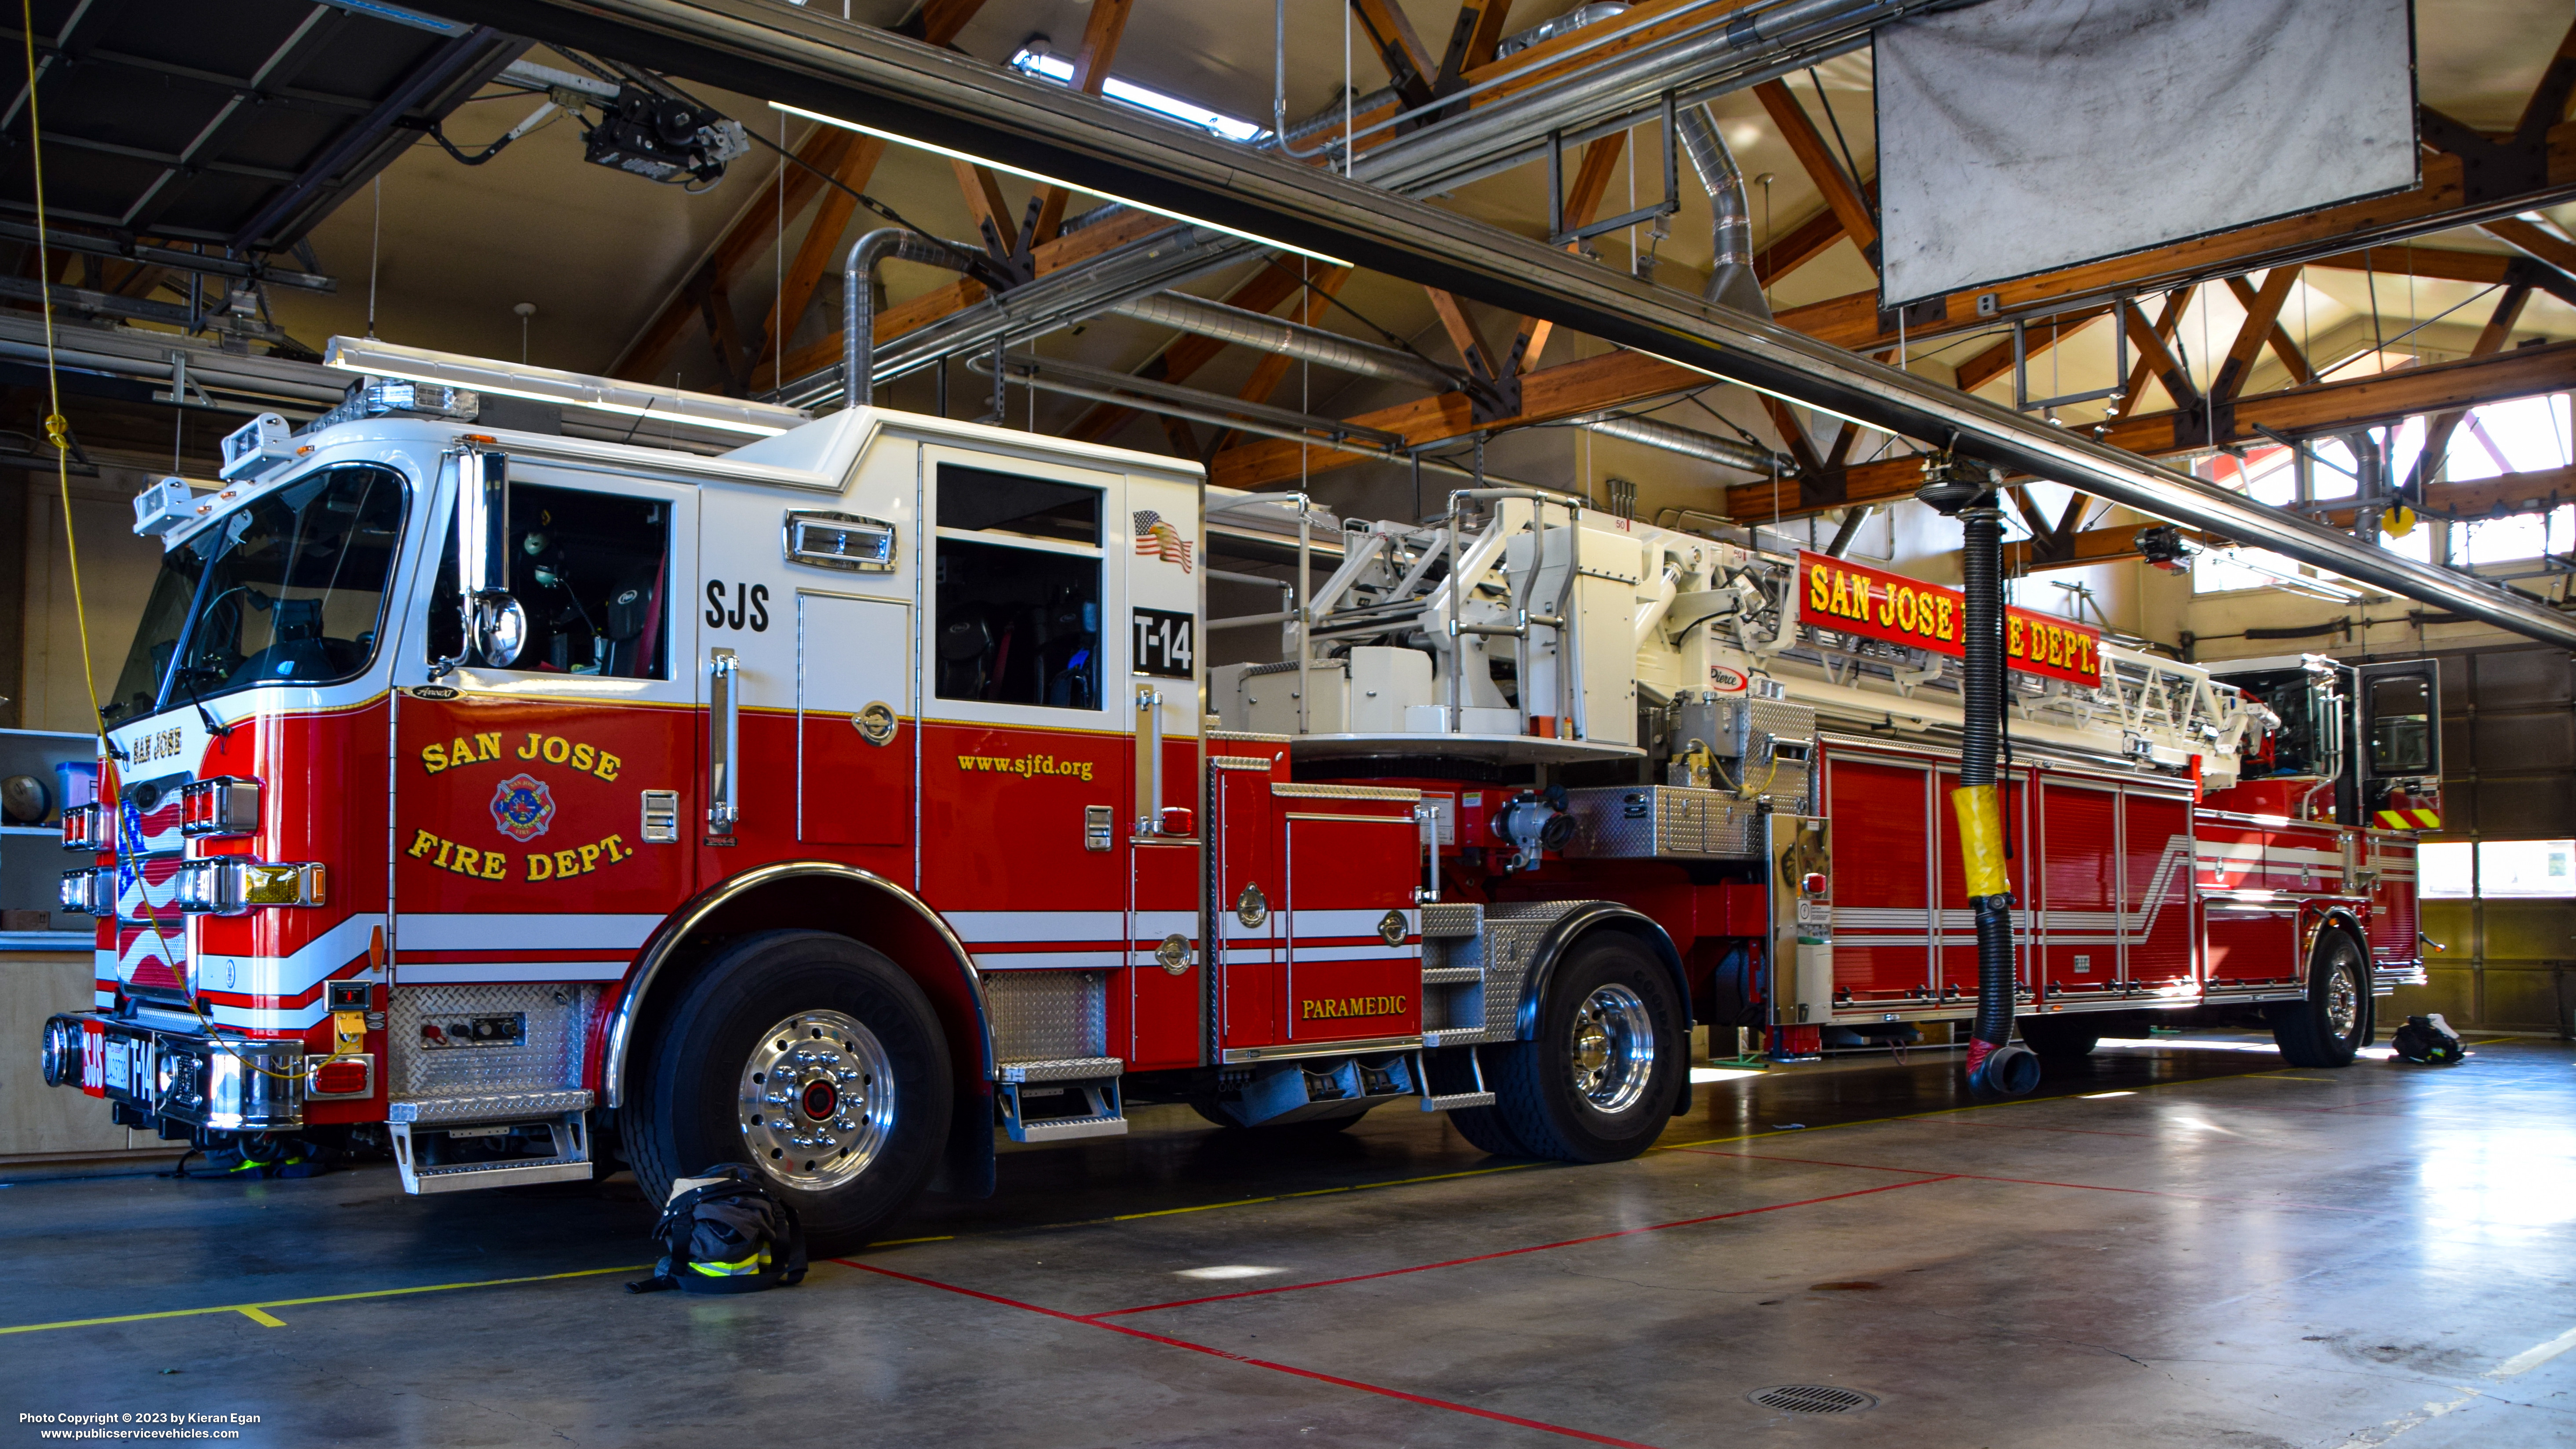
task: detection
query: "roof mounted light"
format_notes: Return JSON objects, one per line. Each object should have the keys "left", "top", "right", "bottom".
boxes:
{"left": 322, "top": 337, "right": 808, "bottom": 438}
{"left": 770, "top": 102, "right": 1351, "bottom": 270}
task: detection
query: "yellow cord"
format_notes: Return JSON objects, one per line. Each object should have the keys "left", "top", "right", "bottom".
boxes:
{"left": 21, "top": 0, "right": 108, "bottom": 747}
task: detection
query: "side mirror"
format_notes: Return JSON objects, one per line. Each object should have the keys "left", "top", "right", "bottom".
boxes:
{"left": 452, "top": 448, "right": 528, "bottom": 669}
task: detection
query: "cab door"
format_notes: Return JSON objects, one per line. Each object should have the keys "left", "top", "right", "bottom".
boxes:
{"left": 1125, "top": 468, "right": 1203, "bottom": 1069}
{"left": 389, "top": 453, "right": 698, "bottom": 989}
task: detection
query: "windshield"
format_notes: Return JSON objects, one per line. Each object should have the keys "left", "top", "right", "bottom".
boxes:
{"left": 105, "top": 465, "right": 407, "bottom": 725}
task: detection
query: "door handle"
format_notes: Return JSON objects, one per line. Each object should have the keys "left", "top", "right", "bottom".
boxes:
{"left": 708, "top": 647, "right": 740, "bottom": 836}
{"left": 1134, "top": 685, "right": 1163, "bottom": 838}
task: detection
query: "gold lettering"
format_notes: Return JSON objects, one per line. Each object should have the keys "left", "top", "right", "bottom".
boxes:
{"left": 518, "top": 732, "right": 542, "bottom": 760}
{"left": 480, "top": 851, "right": 507, "bottom": 881}
{"left": 407, "top": 829, "right": 439, "bottom": 858}
{"left": 421, "top": 743, "right": 449, "bottom": 774}
{"left": 543, "top": 736, "right": 570, "bottom": 764}
{"left": 452, "top": 845, "right": 482, "bottom": 876}
{"left": 572, "top": 743, "right": 596, "bottom": 773}
{"left": 476, "top": 732, "right": 502, "bottom": 762}
{"left": 555, "top": 848, "right": 580, "bottom": 878}
{"left": 595, "top": 752, "right": 621, "bottom": 782}
{"left": 527, "top": 852, "right": 553, "bottom": 882}
{"left": 577, "top": 843, "right": 602, "bottom": 873}
{"left": 602, "top": 833, "right": 628, "bottom": 863}
{"left": 1810, "top": 566, "right": 1831, "bottom": 613}
{"left": 434, "top": 839, "right": 454, "bottom": 869}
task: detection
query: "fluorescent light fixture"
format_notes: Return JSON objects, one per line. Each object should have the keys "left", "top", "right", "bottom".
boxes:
{"left": 771, "top": 101, "right": 1351, "bottom": 269}
{"left": 325, "top": 337, "right": 805, "bottom": 437}
{"left": 1009, "top": 48, "right": 1266, "bottom": 143}
{"left": 1655, "top": 356, "right": 1885, "bottom": 440}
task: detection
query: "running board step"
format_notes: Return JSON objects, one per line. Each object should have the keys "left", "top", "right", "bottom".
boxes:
{"left": 996, "top": 1070, "right": 1126, "bottom": 1143}
{"left": 391, "top": 1112, "right": 591, "bottom": 1194}
{"left": 1420, "top": 1090, "right": 1497, "bottom": 1110}
{"left": 1419, "top": 966, "right": 1483, "bottom": 985}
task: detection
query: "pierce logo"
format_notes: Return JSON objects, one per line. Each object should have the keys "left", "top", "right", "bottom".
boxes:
{"left": 489, "top": 774, "right": 556, "bottom": 842}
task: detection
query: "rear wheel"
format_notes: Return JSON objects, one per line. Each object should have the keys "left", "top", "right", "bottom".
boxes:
{"left": 2269, "top": 930, "right": 2371, "bottom": 1068}
{"left": 2017, "top": 1015, "right": 2103, "bottom": 1062}
{"left": 1489, "top": 934, "right": 1686, "bottom": 1163}
{"left": 624, "top": 930, "right": 952, "bottom": 1256}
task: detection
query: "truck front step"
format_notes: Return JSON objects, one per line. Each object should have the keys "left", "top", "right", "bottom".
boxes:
{"left": 390, "top": 1111, "right": 591, "bottom": 1194}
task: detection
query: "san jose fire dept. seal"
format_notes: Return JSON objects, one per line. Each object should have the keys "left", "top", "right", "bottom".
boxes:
{"left": 489, "top": 773, "right": 556, "bottom": 841}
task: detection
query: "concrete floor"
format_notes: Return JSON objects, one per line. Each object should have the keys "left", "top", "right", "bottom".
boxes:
{"left": 6, "top": 1032, "right": 2574, "bottom": 1448}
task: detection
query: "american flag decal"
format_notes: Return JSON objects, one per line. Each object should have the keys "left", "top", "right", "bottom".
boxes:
{"left": 1132, "top": 509, "right": 1193, "bottom": 573}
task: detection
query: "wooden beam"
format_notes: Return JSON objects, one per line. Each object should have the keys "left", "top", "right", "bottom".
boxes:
{"left": 2222, "top": 273, "right": 2316, "bottom": 386}
{"left": 1751, "top": 80, "right": 1875, "bottom": 254}
{"left": 1759, "top": 395, "right": 1826, "bottom": 476}
{"left": 1350, "top": 0, "right": 1440, "bottom": 109}
{"left": 2483, "top": 216, "right": 2576, "bottom": 283}
{"left": 2119, "top": 295, "right": 2202, "bottom": 410}
{"left": 1723, "top": 339, "right": 2576, "bottom": 522}
{"left": 1425, "top": 287, "right": 1505, "bottom": 382}
{"left": 2212, "top": 265, "right": 2303, "bottom": 403}
{"left": 1433, "top": 0, "right": 1515, "bottom": 91}
{"left": 953, "top": 158, "right": 1016, "bottom": 245}
{"left": 2109, "top": 287, "right": 2194, "bottom": 420}
{"left": 1032, "top": 0, "right": 1137, "bottom": 244}
{"left": 2306, "top": 247, "right": 2521, "bottom": 285}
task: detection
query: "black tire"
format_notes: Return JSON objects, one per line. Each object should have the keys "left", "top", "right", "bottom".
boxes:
{"left": 1443, "top": 1099, "right": 1531, "bottom": 1157}
{"left": 623, "top": 930, "right": 952, "bottom": 1256}
{"left": 1489, "top": 933, "right": 1686, "bottom": 1163}
{"left": 2017, "top": 1015, "right": 2103, "bottom": 1062}
{"left": 2269, "top": 929, "right": 2371, "bottom": 1069}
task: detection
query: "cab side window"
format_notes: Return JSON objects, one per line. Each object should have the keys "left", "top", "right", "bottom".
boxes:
{"left": 933, "top": 464, "right": 1102, "bottom": 709}
{"left": 427, "top": 482, "right": 670, "bottom": 679}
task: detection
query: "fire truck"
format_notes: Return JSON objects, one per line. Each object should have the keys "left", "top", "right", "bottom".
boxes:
{"left": 40, "top": 339, "right": 2434, "bottom": 1251}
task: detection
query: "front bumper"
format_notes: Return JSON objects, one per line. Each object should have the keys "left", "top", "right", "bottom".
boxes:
{"left": 43, "top": 1013, "right": 303, "bottom": 1131}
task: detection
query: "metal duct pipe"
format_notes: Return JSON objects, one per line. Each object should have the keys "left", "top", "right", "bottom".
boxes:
{"left": 1584, "top": 412, "right": 1790, "bottom": 476}
{"left": 843, "top": 227, "right": 974, "bottom": 407}
{"left": 1673, "top": 104, "right": 1770, "bottom": 318}
{"left": 1112, "top": 292, "right": 1460, "bottom": 393}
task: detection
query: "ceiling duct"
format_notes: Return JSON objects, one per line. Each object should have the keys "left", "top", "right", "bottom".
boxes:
{"left": 1111, "top": 292, "right": 1461, "bottom": 393}
{"left": 1583, "top": 411, "right": 1791, "bottom": 476}
{"left": 1673, "top": 105, "right": 1770, "bottom": 318}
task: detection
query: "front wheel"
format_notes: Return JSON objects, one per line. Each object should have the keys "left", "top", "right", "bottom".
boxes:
{"left": 2269, "top": 929, "right": 2371, "bottom": 1068}
{"left": 1488, "top": 934, "right": 1686, "bottom": 1163}
{"left": 624, "top": 930, "right": 952, "bottom": 1256}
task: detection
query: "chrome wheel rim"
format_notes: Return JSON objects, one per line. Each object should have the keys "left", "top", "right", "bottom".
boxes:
{"left": 737, "top": 1009, "right": 895, "bottom": 1191}
{"left": 2325, "top": 963, "right": 2361, "bottom": 1038}
{"left": 1568, "top": 983, "right": 1656, "bottom": 1113}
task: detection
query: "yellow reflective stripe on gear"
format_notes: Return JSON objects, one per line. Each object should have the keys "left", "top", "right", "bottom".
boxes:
{"left": 689, "top": 1248, "right": 773, "bottom": 1277}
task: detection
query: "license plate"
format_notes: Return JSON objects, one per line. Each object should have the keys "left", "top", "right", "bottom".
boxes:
{"left": 103, "top": 1036, "right": 131, "bottom": 1092}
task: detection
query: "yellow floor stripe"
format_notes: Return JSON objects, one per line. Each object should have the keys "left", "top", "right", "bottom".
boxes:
{"left": 0, "top": 1264, "right": 647, "bottom": 1337}
{"left": 236, "top": 1307, "right": 286, "bottom": 1328}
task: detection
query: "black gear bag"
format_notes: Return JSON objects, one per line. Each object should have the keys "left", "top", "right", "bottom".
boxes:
{"left": 2390, "top": 1013, "right": 2466, "bottom": 1066}
{"left": 627, "top": 1164, "right": 809, "bottom": 1295}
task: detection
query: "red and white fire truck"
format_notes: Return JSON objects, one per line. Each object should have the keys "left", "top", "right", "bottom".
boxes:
{"left": 41, "top": 339, "right": 2434, "bottom": 1250}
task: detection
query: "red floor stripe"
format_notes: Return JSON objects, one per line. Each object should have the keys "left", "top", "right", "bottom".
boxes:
{"left": 836, "top": 1259, "right": 1665, "bottom": 1448}
{"left": 1682, "top": 1149, "right": 2382, "bottom": 1216}
{"left": 1089, "top": 1175, "right": 1958, "bottom": 1318}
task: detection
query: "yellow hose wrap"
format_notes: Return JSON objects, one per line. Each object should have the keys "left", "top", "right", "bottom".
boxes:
{"left": 1950, "top": 784, "right": 2010, "bottom": 898}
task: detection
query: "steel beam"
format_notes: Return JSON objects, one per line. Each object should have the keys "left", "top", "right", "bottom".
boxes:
{"left": 410, "top": 0, "right": 2576, "bottom": 649}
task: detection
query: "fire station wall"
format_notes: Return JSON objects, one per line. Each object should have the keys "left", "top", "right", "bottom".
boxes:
{"left": 16, "top": 469, "right": 163, "bottom": 735}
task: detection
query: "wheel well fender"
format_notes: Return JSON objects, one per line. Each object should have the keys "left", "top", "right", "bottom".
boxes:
{"left": 2300, "top": 906, "right": 2370, "bottom": 985}
{"left": 597, "top": 862, "right": 995, "bottom": 1194}
{"left": 1510, "top": 902, "right": 1692, "bottom": 1044}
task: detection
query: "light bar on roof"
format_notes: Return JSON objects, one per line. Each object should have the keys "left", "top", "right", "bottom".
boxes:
{"left": 322, "top": 337, "right": 807, "bottom": 437}
{"left": 770, "top": 102, "right": 1351, "bottom": 269}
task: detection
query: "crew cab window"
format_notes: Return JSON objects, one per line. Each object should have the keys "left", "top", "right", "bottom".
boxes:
{"left": 2367, "top": 672, "right": 2433, "bottom": 774}
{"left": 934, "top": 464, "right": 1102, "bottom": 709}
{"left": 428, "top": 482, "right": 671, "bottom": 679}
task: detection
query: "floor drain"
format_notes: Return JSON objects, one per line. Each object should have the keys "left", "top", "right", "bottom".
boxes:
{"left": 1748, "top": 1385, "right": 1879, "bottom": 1415}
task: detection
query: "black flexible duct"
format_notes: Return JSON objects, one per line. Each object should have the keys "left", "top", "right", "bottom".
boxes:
{"left": 1919, "top": 458, "right": 2040, "bottom": 1099}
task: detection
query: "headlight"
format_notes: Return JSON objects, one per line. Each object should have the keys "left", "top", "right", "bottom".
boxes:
{"left": 58, "top": 867, "right": 111, "bottom": 917}
{"left": 179, "top": 777, "right": 260, "bottom": 838}
{"left": 175, "top": 858, "right": 324, "bottom": 914}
